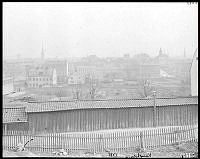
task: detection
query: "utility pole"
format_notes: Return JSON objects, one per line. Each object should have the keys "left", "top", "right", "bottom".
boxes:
{"left": 153, "top": 91, "right": 157, "bottom": 127}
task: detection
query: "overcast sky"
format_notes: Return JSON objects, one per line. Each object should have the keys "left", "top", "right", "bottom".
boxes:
{"left": 3, "top": 2, "right": 198, "bottom": 59}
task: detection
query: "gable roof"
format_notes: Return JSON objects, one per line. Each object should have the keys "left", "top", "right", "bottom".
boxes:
{"left": 25, "top": 96, "right": 198, "bottom": 113}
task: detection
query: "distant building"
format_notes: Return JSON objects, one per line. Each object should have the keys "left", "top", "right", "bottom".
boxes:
{"left": 139, "top": 64, "right": 160, "bottom": 79}
{"left": 3, "top": 61, "right": 26, "bottom": 78}
{"left": 13, "top": 76, "right": 27, "bottom": 92}
{"left": 44, "top": 60, "right": 68, "bottom": 84}
{"left": 3, "top": 75, "right": 14, "bottom": 95}
{"left": 75, "top": 65, "right": 103, "bottom": 80}
{"left": 160, "top": 69, "right": 174, "bottom": 78}
{"left": 68, "top": 72, "right": 85, "bottom": 85}
{"left": 123, "top": 54, "right": 130, "bottom": 59}
{"left": 190, "top": 49, "right": 198, "bottom": 96}
{"left": 26, "top": 66, "right": 57, "bottom": 88}
{"left": 156, "top": 48, "right": 169, "bottom": 65}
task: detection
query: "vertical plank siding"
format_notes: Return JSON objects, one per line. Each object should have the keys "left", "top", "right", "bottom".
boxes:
{"left": 27, "top": 104, "right": 198, "bottom": 134}
{"left": 4, "top": 102, "right": 197, "bottom": 153}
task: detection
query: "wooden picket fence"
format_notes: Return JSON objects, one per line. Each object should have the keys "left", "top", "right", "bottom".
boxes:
{"left": 3, "top": 124, "right": 198, "bottom": 153}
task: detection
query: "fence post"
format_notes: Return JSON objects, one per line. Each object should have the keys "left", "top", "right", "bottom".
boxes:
{"left": 153, "top": 91, "right": 157, "bottom": 127}
{"left": 5, "top": 124, "right": 7, "bottom": 135}
{"left": 173, "top": 128, "right": 178, "bottom": 145}
{"left": 20, "top": 131, "right": 22, "bottom": 145}
{"left": 140, "top": 131, "right": 144, "bottom": 151}
{"left": 98, "top": 133, "right": 103, "bottom": 153}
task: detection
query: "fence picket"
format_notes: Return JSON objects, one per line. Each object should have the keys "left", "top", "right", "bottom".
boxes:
{"left": 165, "top": 127, "right": 168, "bottom": 145}
{"left": 152, "top": 129, "right": 155, "bottom": 147}
{"left": 186, "top": 125, "right": 188, "bottom": 141}
{"left": 146, "top": 130, "right": 148, "bottom": 148}
{"left": 3, "top": 125, "right": 198, "bottom": 154}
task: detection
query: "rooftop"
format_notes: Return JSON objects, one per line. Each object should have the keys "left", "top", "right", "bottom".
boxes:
{"left": 25, "top": 96, "right": 198, "bottom": 113}
{"left": 3, "top": 107, "right": 27, "bottom": 123}
{"left": 28, "top": 66, "right": 55, "bottom": 77}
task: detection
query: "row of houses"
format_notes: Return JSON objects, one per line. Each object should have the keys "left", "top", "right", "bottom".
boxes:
{"left": 3, "top": 96, "right": 198, "bottom": 134}
{"left": 26, "top": 65, "right": 57, "bottom": 88}
{"left": 3, "top": 49, "right": 198, "bottom": 98}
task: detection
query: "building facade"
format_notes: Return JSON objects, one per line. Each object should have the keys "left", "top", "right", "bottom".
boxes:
{"left": 139, "top": 64, "right": 160, "bottom": 79}
{"left": 191, "top": 49, "right": 198, "bottom": 96}
{"left": 13, "top": 76, "right": 27, "bottom": 92}
{"left": 68, "top": 72, "right": 85, "bottom": 85}
{"left": 44, "top": 60, "right": 69, "bottom": 84}
{"left": 26, "top": 66, "right": 57, "bottom": 88}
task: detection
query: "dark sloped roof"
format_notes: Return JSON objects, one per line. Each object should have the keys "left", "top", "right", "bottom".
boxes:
{"left": 25, "top": 96, "right": 198, "bottom": 113}
{"left": 28, "top": 66, "right": 54, "bottom": 77}
{"left": 3, "top": 101, "right": 27, "bottom": 108}
{"left": 155, "top": 97, "right": 198, "bottom": 106}
{"left": 3, "top": 107, "right": 28, "bottom": 123}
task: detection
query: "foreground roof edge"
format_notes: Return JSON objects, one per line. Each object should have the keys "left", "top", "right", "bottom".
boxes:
{"left": 26, "top": 96, "right": 198, "bottom": 104}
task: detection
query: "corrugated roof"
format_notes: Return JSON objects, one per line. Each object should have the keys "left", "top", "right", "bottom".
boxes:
{"left": 3, "top": 101, "right": 27, "bottom": 108}
{"left": 3, "top": 107, "right": 28, "bottom": 123}
{"left": 25, "top": 96, "right": 198, "bottom": 113}
{"left": 156, "top": 97, "right": 198, "bottom": 106}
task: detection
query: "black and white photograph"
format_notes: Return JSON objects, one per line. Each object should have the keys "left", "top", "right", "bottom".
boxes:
{"left": 3, "top": 2, "right": 198, "bottom": 157}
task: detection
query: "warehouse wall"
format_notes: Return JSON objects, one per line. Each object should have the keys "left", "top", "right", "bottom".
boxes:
{"left": 3, "top": 122, "right": 29, "bottom": 133}
{"left": 28, "top": 104, "right": 198, "bottom": 134}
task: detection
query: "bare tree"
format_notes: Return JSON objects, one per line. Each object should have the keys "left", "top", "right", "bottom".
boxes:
{"left": 88, "top": 75, "right": 98, "bottom": 100}
{"left": 72, "top": 84, "right": 82, "bottom": 100}
{"left": 137, "top": 78, "right": 154, "bottom": 98}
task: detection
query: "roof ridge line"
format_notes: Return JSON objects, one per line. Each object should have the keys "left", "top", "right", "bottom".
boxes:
{"left": 26, "top": 96, "right": 198, "bottom": 104}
